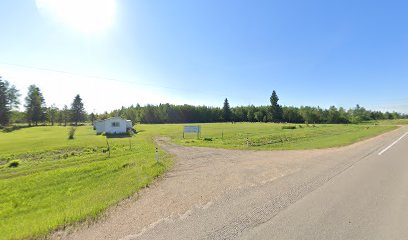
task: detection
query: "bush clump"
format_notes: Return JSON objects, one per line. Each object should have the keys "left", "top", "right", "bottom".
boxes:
{"left": 8, "top": 160, "right": 20, "bottom": 168}
{"left": 127, "top": 130, "right": 134, "bottom": 136}
{"left": 204, "top": 137, "right": 213, "bottom": 141}
{"left": 282, "top": 126, "right": 297, "bottom": 130}
{"left": 68, "top": 127, "right": 76, "bottom": 139}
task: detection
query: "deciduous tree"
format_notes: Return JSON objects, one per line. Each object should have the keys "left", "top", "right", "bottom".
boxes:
{"left": 47, "top": 104, "right": 58, "bottom": 126}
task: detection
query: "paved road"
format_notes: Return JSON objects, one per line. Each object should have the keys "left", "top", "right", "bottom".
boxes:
{"left": 58, "top": 126, "right": 408, "bottom": 240}
{"left": 242, "top": 128, "right": 408, "bottom": 240}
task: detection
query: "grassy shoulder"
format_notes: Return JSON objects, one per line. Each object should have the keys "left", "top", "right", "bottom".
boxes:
{"left": 371, "top": 119, "right": 408, "bottom": 125}
{"left": 0, "top": 126, "right": 172, "bottom": 240}
{"left": 139, "top": 122, "right": 397, "bottom": 150}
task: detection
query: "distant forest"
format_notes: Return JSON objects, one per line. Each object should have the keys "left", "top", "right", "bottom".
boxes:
{"left": 1, "top": 77, "right": 407, "bottom": 127}
{"left": 110, "top": 101, "right": 407, "bottom": 124}
{"left": 108, "top": 91, "right": 407, "bottom": 124}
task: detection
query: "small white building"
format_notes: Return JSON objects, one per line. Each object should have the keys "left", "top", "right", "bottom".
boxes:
{"left": 93, "top": 117, "right": 133, "bottom": 134}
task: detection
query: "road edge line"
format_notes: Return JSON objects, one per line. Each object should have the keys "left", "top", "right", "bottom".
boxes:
{"left": 378, "top": 132, "right": 408, "bottom": 156}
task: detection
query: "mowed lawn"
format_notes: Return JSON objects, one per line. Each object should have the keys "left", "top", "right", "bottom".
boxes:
{"left": 139, "top": 122, "right": 397, "bottom": 150}
{"left": 0, "top": 126, "right": 171, "bottom": 240}
{"left": 0, "top": 122, "right": 398, "bottom": 239}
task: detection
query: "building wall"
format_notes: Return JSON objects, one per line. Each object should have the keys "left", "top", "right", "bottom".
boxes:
{"left": 126, "top": 120, "right": 132, "bottom": 129}
{"left": 94, "top": 121, "right": 105, "bottom": 134}
{"left": 104, "top": 117, "right": 127, "bottom": 134}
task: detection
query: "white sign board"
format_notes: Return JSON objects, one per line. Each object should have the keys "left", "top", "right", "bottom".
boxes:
{"left": 184, "top": 126, "right": 201, "bottom": 133}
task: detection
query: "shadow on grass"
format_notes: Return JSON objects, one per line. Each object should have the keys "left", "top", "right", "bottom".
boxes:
{"left": 105, "top": 134, "right": 132, "bottom": 139}
{"left": 1, "top": 125, "right": 31, "bottom": 133}
{"left": 105, "top": 132, "right": 140, "bottom": 138}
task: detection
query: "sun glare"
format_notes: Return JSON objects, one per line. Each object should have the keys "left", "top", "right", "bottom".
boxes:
{"left": 35, "top": 0, "right": 116, "bottom": 34}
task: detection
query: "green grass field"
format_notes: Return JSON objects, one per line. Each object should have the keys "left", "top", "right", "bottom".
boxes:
{"left": 0, "top": 122, "right": 399, "bottom": 239}
{"left": 372, "top": 119, "right": 408, "bottom": 125}
{"left": 139, "top": 122, "right": 397, "bottom": 150}
{"left": 0, "top": 126, "right": 172, "bottom": 240}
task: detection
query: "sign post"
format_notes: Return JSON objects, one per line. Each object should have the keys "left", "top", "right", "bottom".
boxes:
{"left": 155, "top": 147, "right": 159, "bottom": 162}
{"left": 183, "top": 126, "right": 201, "bottom": 139}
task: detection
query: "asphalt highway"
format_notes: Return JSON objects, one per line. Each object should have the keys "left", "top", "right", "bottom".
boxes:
{"left": 241, "top": 128, "right": 408, "bottom": 240}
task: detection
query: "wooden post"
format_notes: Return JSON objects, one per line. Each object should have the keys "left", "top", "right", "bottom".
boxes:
{"left": 222, "top": 130, "right": 224, "bottom": 139}
{"left": 129, "top": 138, "right": 132, "bottom": 150}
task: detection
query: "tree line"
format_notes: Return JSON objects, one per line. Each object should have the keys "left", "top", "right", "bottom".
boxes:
{"left": 0, "top": 77, "right": 406, "bottom": 127}
{"left": 110, "top": 91, "right": 407, "bottom": 124}
{"left": 0, "top": 77, "right": 86, "bottom": 127}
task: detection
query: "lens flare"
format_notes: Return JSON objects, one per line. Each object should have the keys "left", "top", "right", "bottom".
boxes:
{"left": 35, "top": 0, "right": 116, "bottom": 34}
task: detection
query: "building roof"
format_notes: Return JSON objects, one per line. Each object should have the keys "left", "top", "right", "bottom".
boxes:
{"left": 94, "top": 117, "right": 130, "bottom": 123}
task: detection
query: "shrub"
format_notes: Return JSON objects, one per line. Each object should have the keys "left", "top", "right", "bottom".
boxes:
{"left": 68, "top": 127, "right": 76, "bottom": 139}
{"left": 2, "top": 125, "right": 26, "bottom": 133}
{"left": 8, "top": 160, "right": 20, "bottom": 168}
{"left": 127, "top": 130, "right": 134, "bottom": 136}
{"left": 204, "top": 137, "right": 213, "bottom": 141}
{"left": 282, "top": 126, "right": 297, "bottom": 130}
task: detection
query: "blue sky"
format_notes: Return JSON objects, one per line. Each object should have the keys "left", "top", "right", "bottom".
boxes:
{"left": 0, "top": 0, "right": 407, "bottom": 113}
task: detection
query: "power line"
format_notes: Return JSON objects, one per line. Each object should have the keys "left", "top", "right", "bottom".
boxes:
{"left": 0, "top": 62, "right": 234, "bottom": 99}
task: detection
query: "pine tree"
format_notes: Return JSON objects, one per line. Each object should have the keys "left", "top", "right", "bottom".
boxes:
{"left": 71, "top": 94, "right": 85, "bottom": 125}
{"left": 25, "top": 85, "right": 45, "bottom": 126}
{"left": 0, "top": 77, "right": 20, "bottom": 126}
{"left": 4, "top": 80, "right": 20, "bottom": 110}
{"left": 222, "top": 98, "right": 232, "bottom": 122}
{"left": 270, "top": 90, "right": 283, "bottom": 122}
{"left": 0, "top": 78, "right": 9, "bottom": 126}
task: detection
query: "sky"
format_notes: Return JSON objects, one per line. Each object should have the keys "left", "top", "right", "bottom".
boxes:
{"left": 0, "top": 0, "right": 407, "bottom": 113}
